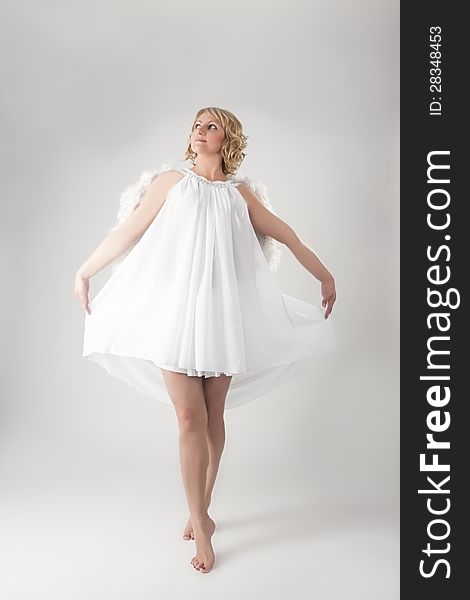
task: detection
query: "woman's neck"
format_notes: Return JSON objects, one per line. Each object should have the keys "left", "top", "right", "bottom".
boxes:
{"left": 191, "top": 161, "right": 227, "bottom": 182}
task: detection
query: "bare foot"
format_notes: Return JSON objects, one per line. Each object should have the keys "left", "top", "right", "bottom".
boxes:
{"left": 190, "top": 515, "right": 216, "bottom": 573}
{"left": 183, "top": 500, "right": 214, "bottom": 540}
{"left": 183, "top": 514, "right": 217, "bottom": 540}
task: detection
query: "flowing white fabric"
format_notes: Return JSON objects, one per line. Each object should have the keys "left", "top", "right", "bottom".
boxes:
{"left": 109, "top": 162, "right": 283, "bottom": 274}
{"left": 82, "top": 167, "right": 337, "bottom": 410}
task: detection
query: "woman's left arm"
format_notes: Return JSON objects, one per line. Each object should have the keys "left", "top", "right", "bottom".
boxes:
{"left": 238, "top": 184, "right": 337, "bottom": 318}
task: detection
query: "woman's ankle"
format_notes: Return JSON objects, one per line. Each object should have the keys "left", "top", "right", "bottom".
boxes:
{"left": 191, "top": 510, "right": 210, "bottom": 525}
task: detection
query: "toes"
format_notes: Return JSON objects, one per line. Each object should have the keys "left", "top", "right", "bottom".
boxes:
{"left": 183, "top": 521, "right": 193, "bottom": 540}
{"left": 191, "top": 556, "right": 213, "bottom": 573}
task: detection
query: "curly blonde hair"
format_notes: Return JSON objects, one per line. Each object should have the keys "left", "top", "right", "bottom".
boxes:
{"left": 183, "top": 107, "right": 248, "bottom": 176}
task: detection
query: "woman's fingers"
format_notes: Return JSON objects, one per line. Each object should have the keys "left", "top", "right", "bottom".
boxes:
{"left": 82, "top": 294, "right": 91, "bottom": 314}
{"left": 75, "top": 281, "right": 91, "bottom": 314}
{"left": 323, "top": 295, "right": 335, "bottom": 318}
{"left": 321, "top": 279, "right": 337, "bottom": 319}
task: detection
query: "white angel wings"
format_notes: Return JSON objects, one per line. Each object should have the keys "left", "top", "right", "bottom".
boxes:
{"left": 109, "top": 161, "right": 283, "bottom": 273}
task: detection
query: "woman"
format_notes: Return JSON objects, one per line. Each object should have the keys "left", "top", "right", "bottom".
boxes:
{"left": 74, "top": 106, "right": 337, "bottom": 573}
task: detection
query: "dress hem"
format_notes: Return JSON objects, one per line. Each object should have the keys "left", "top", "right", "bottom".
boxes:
{"left": 82, "top": 347, "right": 320, "bottom": 380}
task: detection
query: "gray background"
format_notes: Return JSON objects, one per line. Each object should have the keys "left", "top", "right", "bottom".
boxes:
{"left": 1, "top": 0, "right": 399, "bottom": 597}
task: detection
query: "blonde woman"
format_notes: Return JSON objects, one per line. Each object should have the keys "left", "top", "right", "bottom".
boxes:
{"left": 75, "top": 106, "right": 337, "bottom": 573}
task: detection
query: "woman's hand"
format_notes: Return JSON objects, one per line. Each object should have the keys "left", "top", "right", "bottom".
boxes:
{"left": 75, "top": 271, "right": 91, "bottom": 314}
{"left": 321, "top": 276, "right": 336, "bottom": 319}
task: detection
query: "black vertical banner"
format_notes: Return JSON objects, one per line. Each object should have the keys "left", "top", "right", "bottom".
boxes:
{"left": 401, "top": 2, "right": 467, "bottom": 598}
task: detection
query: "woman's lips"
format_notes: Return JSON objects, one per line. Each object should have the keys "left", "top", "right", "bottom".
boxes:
{"left": 194, "top": 139, "right": 206, "bottom": 143}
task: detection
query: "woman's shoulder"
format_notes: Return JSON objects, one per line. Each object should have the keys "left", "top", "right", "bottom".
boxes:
{"left": 149, "top": 168, "right": 185, "bottom": 191}
{"left": 155, "top": 168, "right": 185, "bottom": 181}
{"left": 234, "top": 177, "right": 267, "bottom": 202}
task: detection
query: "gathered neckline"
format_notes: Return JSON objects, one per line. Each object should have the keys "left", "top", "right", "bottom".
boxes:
{"left": 182, "top": 168, "right": 238, "bottom": 187}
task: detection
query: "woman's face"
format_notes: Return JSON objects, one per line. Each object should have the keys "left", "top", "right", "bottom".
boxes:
{"left": 190, "top": 112, "right": 226, "bottom": 156}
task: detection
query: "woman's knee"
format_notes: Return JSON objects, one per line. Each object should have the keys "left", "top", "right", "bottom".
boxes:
{"left": 160, "top": 371, "right": 207, "bottom": 429}
{"left": 176, "top": 404, "right": 208, "bottom": 432}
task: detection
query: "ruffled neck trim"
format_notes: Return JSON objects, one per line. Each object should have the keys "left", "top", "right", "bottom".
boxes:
{"left": 181, "top": 168, "right": 239, "bottom": 188}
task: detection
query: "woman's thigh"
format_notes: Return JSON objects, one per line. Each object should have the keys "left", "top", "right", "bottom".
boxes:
{"left": 202, "top": 375, "right": 233, "bottom": 416}
{"left": 160, "top": 368, "right": 206, "bottom": 419}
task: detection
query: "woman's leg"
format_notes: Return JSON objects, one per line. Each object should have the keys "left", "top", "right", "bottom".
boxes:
{"left": 160, "top": 367, "right": 216, "bottom": 573}
{"left": 183, "top": 374, "right": 232, "bottom": 541}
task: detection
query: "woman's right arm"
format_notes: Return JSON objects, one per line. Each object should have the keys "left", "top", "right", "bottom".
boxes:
{"left": 74, "top": 170, "right": 180, "bottom": 313}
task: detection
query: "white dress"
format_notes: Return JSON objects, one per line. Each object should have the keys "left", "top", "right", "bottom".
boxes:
{"left": 82, "top": 167, "right": 337, "bottom": 409}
